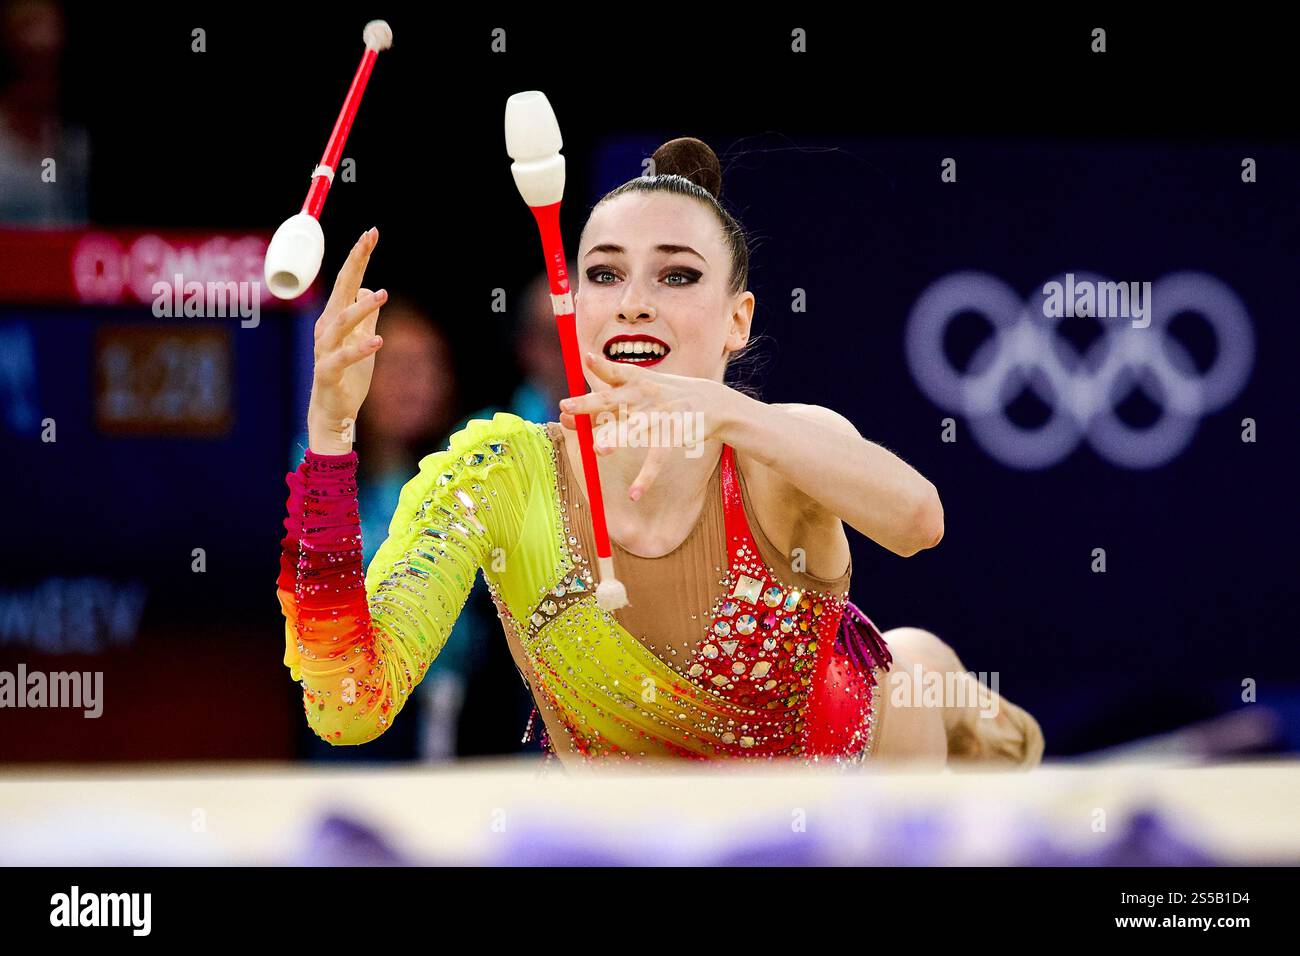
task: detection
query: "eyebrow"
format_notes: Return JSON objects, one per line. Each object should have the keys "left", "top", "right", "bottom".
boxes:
{"left": 583, "top": 243, "right": 707, "bottom": 264}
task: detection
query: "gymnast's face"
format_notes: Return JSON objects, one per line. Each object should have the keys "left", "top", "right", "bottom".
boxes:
{"left": 575, "top": 192, "right": 753, "bottom": 385}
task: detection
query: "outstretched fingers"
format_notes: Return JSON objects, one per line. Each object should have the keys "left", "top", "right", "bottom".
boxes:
{"left": 326, "top": 227, "right": 379, "bottom": 316}
{"left": 629, "top": 444, "right": 667, "bottom": 500}
{"left": 321, "top": 329, "right": 383, "bottom": 377}
{"left": 335, "top": 287, "right": 387, "bottom": 342}
{"left": 584, "top": 349, "right": 635, "bottom": 386}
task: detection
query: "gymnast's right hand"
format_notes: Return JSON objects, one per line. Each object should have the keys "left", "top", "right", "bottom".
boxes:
{"left": 307, "top": 227, "right": 387, "bottom": 455}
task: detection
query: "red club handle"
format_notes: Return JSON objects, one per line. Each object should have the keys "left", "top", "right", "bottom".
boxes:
{"left": 529, "top": 201, "right": 613, "bottom": 561}
{"left": 301, "top": 47, "right": 378, "bottom": 220}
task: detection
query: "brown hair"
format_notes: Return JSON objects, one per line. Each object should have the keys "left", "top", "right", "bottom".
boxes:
{"left": 584, "top": 137, "right": 750, "bottom": 297}
{"left": 582, "top": 137, "right": 767, "bottom": 397}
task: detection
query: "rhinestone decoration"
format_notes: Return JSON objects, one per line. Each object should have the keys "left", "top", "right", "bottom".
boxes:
{"left": 730, "top": 574, "right": 763, "bottom": 604}
{"left": 513, "top": 433, "right": 884, "bottom": 765}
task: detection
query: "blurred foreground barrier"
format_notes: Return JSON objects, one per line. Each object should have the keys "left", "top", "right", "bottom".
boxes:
{"left": 1, "top": 757, "right": 1297, "bottom": 865}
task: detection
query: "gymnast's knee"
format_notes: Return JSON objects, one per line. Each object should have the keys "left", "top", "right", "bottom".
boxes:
{"left": 880, "top": 626, "right": 965, "bottom": 675}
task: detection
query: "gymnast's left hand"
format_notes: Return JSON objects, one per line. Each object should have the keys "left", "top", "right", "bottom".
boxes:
{"left": 557, "top": 350, "right": 732, "bottom": 501}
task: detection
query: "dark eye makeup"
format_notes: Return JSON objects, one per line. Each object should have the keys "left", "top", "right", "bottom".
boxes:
{"left": 585, "top": 266, "right": 702, "bottom": 286}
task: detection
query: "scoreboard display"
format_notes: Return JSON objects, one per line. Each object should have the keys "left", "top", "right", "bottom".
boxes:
{"left": 95, "top": 325, "right": 233, "bottom": 436}
{"left": 0, "top": 228, "right": 318, "bottom": 761}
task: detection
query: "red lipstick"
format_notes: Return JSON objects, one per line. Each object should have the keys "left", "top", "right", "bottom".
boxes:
{"left": 602, "top": 333, "right": 670, "bottom": 368}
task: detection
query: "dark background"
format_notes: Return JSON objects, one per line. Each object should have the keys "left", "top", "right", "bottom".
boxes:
{"left": 2, "top": 6, "right": 1296, "bottom": 761}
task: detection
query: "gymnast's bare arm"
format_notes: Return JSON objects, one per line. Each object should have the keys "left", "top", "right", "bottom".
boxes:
{"left": 719, "top": 398, "right": 944, "bottom": 558}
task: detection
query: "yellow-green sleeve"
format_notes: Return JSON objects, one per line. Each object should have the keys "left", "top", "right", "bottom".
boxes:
{"left": 275, "top": 412, "right": 540, "bottom": 745}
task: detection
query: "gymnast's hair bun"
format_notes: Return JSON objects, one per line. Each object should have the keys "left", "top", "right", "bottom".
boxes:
{"left": 652, "top": 137, "right": 723, "bottom": 200}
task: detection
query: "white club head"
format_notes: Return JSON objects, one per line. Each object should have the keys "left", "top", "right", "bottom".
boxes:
{"left": 505, "top": 91, "right": 565, "bottom": 207}
{"left": 362, "top": 20, "right": 392, "bottom": 52}
{"left": 264, "top": 212, "right": 325, "bottom": 300}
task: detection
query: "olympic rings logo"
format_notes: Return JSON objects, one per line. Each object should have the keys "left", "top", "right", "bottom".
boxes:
{"left": 903, "top": 271, "right": 1255, "bottom": 469}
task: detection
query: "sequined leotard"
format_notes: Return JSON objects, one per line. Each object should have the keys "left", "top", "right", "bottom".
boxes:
{"left": 277, "top": 411, "right": 891, "bottom": 764}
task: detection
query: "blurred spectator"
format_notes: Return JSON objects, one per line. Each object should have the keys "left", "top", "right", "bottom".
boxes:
{"left": 353, "top": 296, "right": 460, "bottom": 569}
{"left": 0, "top": 0, "right": 89, "bottom": 225}
{"left": 508, "top": 267, "right": 572, "bottom": 423}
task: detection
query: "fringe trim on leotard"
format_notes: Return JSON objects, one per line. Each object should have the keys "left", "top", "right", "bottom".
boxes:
{"left": 833, "top": 600, "right": 893, "bottom": 682}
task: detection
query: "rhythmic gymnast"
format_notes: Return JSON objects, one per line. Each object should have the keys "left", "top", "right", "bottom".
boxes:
{"left": 276, "top": 137, "right": 1044, "bottom": 770}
